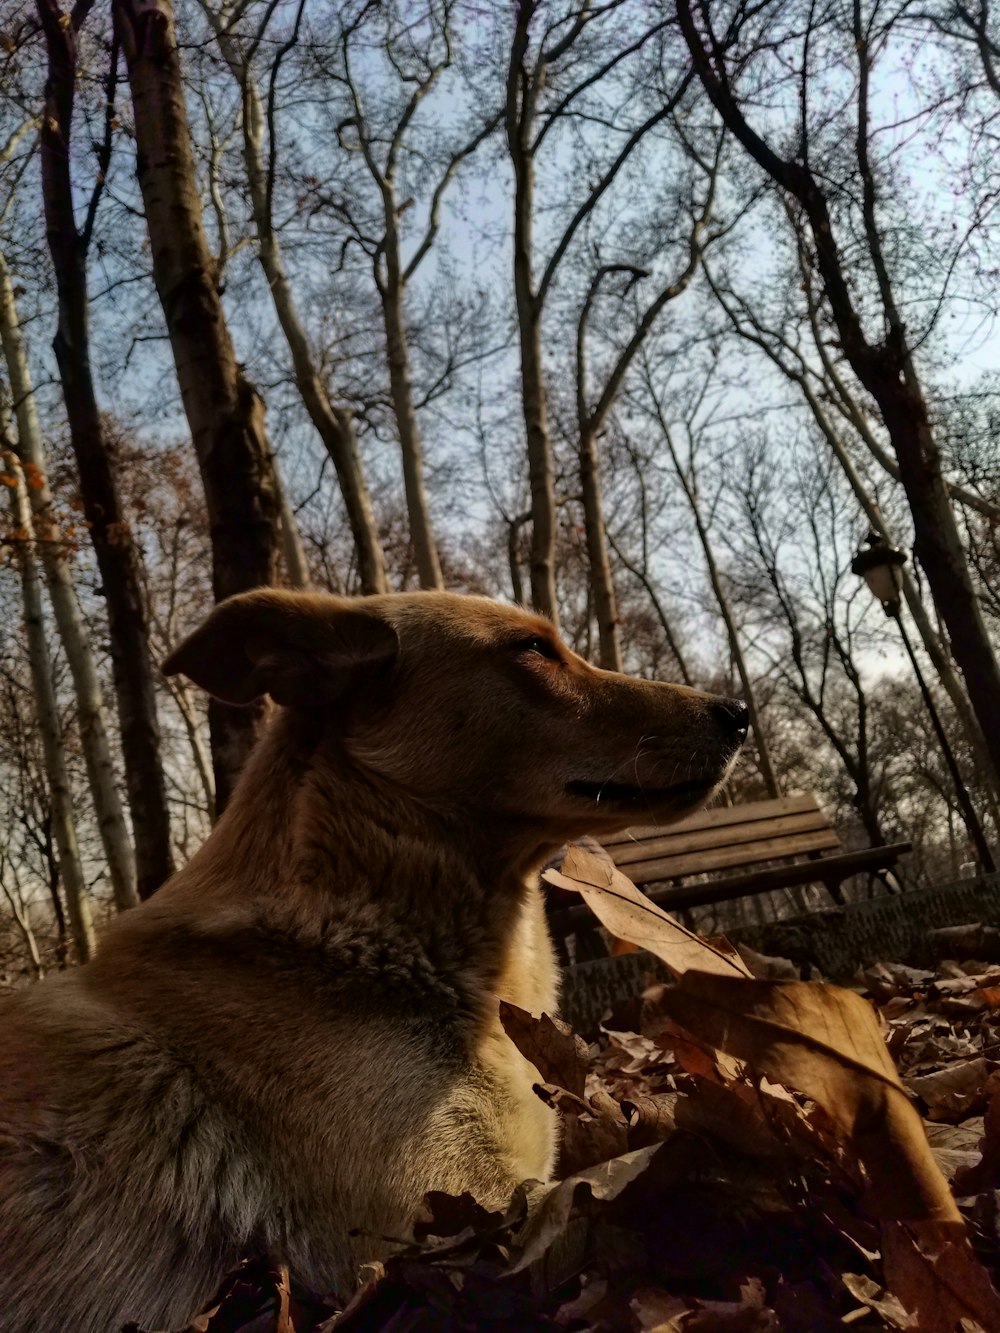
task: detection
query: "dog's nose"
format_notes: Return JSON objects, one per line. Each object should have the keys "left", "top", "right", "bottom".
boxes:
{"left": 713, "top": 697, "right": 749, "bottom": 741}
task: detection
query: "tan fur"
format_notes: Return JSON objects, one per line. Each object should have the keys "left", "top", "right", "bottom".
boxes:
{"left": 0, "top": 591, "right": 745, "bottom": 1332}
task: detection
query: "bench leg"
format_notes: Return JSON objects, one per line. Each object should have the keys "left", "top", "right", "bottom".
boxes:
{"left": 823, "top": 877, "right": 846, "bottom": 907}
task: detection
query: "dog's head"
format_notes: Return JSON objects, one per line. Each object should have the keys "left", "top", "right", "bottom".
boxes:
{"left": 164, "top": 590, "right": 747, "bottom": 839}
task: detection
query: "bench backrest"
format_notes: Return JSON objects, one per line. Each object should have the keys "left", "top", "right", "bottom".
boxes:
{"left": 600, "top": 794, "right": 840, "bottom": 886}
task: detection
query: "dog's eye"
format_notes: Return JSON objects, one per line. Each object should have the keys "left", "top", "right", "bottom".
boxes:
{"left": 516, "top": 636, "right": 561, "bottom": 662}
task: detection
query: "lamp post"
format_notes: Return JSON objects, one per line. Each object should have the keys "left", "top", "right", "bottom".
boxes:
{"left": 851, "top": 533, "right": 996, "bottom": 876}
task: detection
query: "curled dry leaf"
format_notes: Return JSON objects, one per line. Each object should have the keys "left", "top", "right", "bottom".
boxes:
{"left": 654, "top": 971, "right": 962, "bottom": 1226}
{"left": 542, "top": 844, "right": 752, "bottom": 980}
{"left": 498, "top": 1002, "right": 589, "bottom": 1098}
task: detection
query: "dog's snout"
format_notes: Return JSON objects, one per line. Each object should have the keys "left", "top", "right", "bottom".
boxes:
{"left": 712, "top": 696, "right": 749, "bottom": 741}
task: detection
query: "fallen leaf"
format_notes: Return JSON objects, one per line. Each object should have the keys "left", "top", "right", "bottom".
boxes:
{"left": 510, "top": 1144, "right": 662, "bottom": 1275}
{"left": 906, "top": 1059, "right": 995, "bottom": 1121}
{"left": 954, "top": 1088, "right": 1000, "bottom": 1194}
{"left": 542, "top": 845, "right": 752, "bottom": 980}
{"left": 620, "top": 1092, "right": 679, "bottom": 1148}
{"left": 923, "top": 1118, "right": 986, "bottom": 1183}
{"left": 840, "top": 1272, "right": 912, "bottom": 1328}
{"left": 499, "top": 1003, "right": 589, "bottom": 1098}
{"left": 654, "top": 971, "right": 962, "bottom": 1224}
{"left": 882, "top": 1219, "right": 1000, "bottom": 1333}
{"left": 534, "top": 1083, "right": 629, "bottom": 1175}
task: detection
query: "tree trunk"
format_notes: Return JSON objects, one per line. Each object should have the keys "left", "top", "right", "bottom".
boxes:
{"left": 796, "top": 371, "right": 1000, "bottom": 831}
{"left": 224, "top": 34, "right": 387, "bottom": 594}
{"left": 115, "top": 0, "right": 282, "bottom": 810}
{"left": 0, "top": 247, "right": 139, "bottom": 910}
{"left": 37, "top": 0, "right": 173, "bottom": 898}
{"left": 2, "top": 446, "right": 95, "bottom": 961}
{"left": 657, "top": 417, "right": 780, "bottom": 797}
{"left": 274, "top": 461, "right": 310, "bottom": 590}
{"left": 0, "top": 874, "right": 44, "bottom": 979}
{"left": 507, "top": 7, "right": 559, "bottom": 627}
{"left": 380, "top": 267, "right": 444, "bottom": 590}
{"left": 511, "top": 196, "right": 559, "bottom": 625}
{"left": 579, "top": 426, "right": 622, "bottom": 669}
{"left": 876, "top": 389, "right": 1000, "bottom": 776}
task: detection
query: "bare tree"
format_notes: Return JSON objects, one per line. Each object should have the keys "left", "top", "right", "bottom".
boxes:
{"left": 632, "top": 352, "right": 781, "bottom": 797}
{"left": 678, "top": 0, "right": 1000, "bottom": 781}
{"left": 317, "top": 0, "right": 503, "bottom": 590}
{"left": 200, "top": 0, "right": 387, "bottom": 595}
{"left": 1, "top": 436, "right": 95, "bottom": 961}
{"left": 0, "top": 245, "right": 138, "bottom": 910}
{"left": 734, "top": 446, "right": 889, "bottom": 847}
{"left": 505, "top": 1, "right": 685, "bottom": 625}
{"left": 36, "top": 0, "right": 173, "bottom": 897}
{"left": 702, "top": 252, "right": 1000, "bottom": 830}
{"left": 576, "top": 138, "right": 719, "bottom": 669}
{"left": 114, "top": 0, "right": 283, "bottom": 809}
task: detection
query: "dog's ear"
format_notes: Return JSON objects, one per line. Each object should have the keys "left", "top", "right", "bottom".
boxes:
{"left": 162, "top": 589, "right": 399, "bottom": 707}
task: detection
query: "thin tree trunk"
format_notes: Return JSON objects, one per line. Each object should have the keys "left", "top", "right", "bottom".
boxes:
{"left": 37, "top": 0, "right": 173, "bottom": 898}
{"left": 380, "top": 265, "right": 443, "bottom": 590}
{"left": 274, "top": 462, "right": 309, "bottom": 590}
{"left": 0, "top": 871, "right": 44, "bottom": 979}
{"left": 578, "top": 425, "right": 622, "bottom": 669}
{"left": 115, "top": 0, "right": 282, "bottom": 810}
{"left": 0, "top": 249, "right": 139, "bottom": 911}
{"left": 656, "top": 411, "right": 780, "bottom": 797}
{"left": 164, "top": 677, "right": 216, "bottom": 822}
{"left": 798, "top": 372, "right": 1000, "bottom": 832}
{"left": 2, "top": 445, "right": 95, "bottom": 961}
{"left": 507, "top": 4, "right": 559, "bottom": 627}
{"left": 211, "top": 23, "right": 387, "bottom": 594}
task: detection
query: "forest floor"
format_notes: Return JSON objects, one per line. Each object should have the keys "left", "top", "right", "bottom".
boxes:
{"left": 182, "top": 853, "right": 1000, "bottom": 1333}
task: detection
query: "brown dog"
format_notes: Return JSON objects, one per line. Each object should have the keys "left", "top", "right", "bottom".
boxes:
{"left": 0, "top": 590, "right": 746, "bottom": 1332}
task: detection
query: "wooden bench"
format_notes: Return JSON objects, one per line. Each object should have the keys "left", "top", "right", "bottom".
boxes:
{"left": 547, "top": 794, "right": 911, "bottom": 953}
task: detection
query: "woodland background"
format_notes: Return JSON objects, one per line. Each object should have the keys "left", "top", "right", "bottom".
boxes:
{"left": 0, "top": 0, "right": 998, "bottom": 977}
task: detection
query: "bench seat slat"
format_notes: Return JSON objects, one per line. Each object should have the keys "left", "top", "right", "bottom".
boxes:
{"left": 609, "top": 809, "right": 833, "bottom": 868}
{"left": 620, "top": 827, "right": 842, "bottom": 884}
{"left": 600, "top": 794, "right": 820, "bottom": 847}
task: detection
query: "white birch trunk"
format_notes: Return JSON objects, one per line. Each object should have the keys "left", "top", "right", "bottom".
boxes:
{"left": 0, "top": 249, "right": 139, "bottom": 910}
{"left": 2, "top": 446, "right": 96, "bottom": 962}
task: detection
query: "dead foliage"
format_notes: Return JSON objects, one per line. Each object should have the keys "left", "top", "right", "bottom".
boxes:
{"left": 165, "top": 852, "right": 1000, "bottom": 1331}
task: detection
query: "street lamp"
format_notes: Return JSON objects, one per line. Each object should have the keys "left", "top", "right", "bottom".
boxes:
{"left": 852, "top": 532, "right": 996, "bottom": 875}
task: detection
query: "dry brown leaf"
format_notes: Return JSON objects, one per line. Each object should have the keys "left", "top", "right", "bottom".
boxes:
{"left": 275, "top": 1264, "right": 294, "bottom": 1333}
{"left": 534, "top": 1083, "right": 629, "bottom": 1175}
{"left": 672, "top": 1079, "right": 789, "bottom": 1161}
{"left": 882, "top": 1219, "right": 1000, "bottom": 1333}
{"left": 906, "top": 1058, "right": 996, "bottom": 1121}
{"left": 923, "top": 1118, "right": 986, "bottom": 1183}
{"left": 954, "top": 1087, "right": 1000, "bottom": 1194}
{"left": 840, "top": 1273, "right": 912, "bottom": 1328}
{"left": 541, "top": 844, "right": 752, "bottom": 979}
{"left": 620, "top": 1092, "right": 680, "bottom": 1148}
{"left": 510, "top": 1144, "right": 662, "bottom": 1276}
{"left": 654, "top": 971, "right": 962, "bottom": 1224}
{"left": 632, "top": 1278, "right": 779, "bottom": 1331}
{"left": 498, "top": 1003, "right": 589, "bottom": 1098}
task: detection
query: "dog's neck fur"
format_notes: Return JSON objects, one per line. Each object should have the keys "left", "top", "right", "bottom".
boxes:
{"left": 166, "top": 707, "right": 558, "bottom": 1020}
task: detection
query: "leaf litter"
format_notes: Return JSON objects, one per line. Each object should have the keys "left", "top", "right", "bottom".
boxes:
{"left": 175, "top": 849, "right": 1000, "bottom": 1331}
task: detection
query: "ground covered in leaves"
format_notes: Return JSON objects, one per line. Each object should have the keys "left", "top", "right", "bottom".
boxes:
{"left": 187, "top": 871, "right": 1000, "bottom": 1333}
